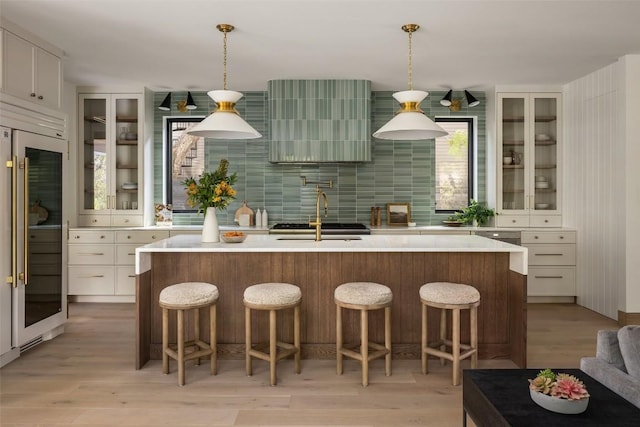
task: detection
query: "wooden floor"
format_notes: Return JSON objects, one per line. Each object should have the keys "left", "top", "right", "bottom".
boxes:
{"left": 0, "top": 303, "right": 618, "bottom": 426}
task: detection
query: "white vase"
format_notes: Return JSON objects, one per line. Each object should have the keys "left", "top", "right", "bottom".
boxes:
{"left": 202, "top": 207, "right": 220, "bottom": 243}
{"left": 530, "top": 390, "right": 589, "bottom": 414}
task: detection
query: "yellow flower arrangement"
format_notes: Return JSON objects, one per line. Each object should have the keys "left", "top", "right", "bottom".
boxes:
{"left": 182, "top": 159, "right": 238, "bottom": 213}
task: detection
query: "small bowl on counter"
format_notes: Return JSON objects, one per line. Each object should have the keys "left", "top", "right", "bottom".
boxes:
{"left": 220, "top": 231, "right": 247, "bottom": 243}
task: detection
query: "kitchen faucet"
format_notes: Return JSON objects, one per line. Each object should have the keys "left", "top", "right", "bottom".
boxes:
{"left": 309, "top": 185, "right": 329, "bottom": 241}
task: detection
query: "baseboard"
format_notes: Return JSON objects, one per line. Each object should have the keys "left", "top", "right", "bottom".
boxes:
{"left": 69, "top": 295, "right": 135, "bottom": 303}
{"left": 0, "top": 348, "right": 20, "bottom": 368}
{"left": 527, "top": 296, "right": 576, "bottom": 303}
{"left": 618, "top": 310, "right": 640, "bottom": 326}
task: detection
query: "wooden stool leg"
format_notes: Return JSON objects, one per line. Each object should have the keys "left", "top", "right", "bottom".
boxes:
{"left": 245, "top": 306, "right": 252, "bottom": 376}
{"left": 177, "top": 309, "right": 185, "bottom": 386}
{"left": 452, "top": 308, "right": 461, "bottom": 386}
{"left": 440, "top": 308, "right": 447, "bottom": 366}
{"left": 210, "top": 303, "right": 217, "bottom": 375}
{"left": 336, "top": 304, "right": 343, "bottom": 375}
{"left": 361, "top": 309, "right": 369, "bottom": 387}
{"left": 162, "top": 307, "right": 169, "bottom": 375}
{"left": 470, "top": 305, "right": 478, "bottom": 369}
{"left": 421, "top": 303, "right": 428, "bottom": 374}
{"left": 269, "top": 309, "right": 277, "bottom": 386}
{"left": 194, "top": 308, "right": 200, "bottom": 366}
{"left": 384, "top": 306, "right": 391, "bottom": 376}
{"left": 294, "top": 305, "right": 301, "bottom": 374}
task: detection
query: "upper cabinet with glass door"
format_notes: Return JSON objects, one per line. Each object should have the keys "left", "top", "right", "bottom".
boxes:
{"left": 496, "top": 93, "right": 562, "bottom": 228}
{"left": 78, "top": 93, "right": 143, "bottom": 227}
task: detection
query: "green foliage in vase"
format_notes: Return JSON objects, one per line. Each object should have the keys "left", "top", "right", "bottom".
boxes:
{"left": 453, "top": 199, "right": 495, "bottom": 225}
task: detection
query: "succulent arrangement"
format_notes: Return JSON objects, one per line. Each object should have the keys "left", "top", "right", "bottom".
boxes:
{"left": 528, "top": 368, "right": 590, "bottom": 401}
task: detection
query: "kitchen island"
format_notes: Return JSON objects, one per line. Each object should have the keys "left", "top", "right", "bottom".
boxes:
{"left": 135, "top": 234, "right": 528, "bottom": 369}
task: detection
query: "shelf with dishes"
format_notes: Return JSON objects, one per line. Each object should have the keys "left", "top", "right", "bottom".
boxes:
{"left": 116, "top": 164, "right": 138, "bottom": 169}
{"left": 502, "top": 115, "right": 556, "bottom": 123}
{"left": 116, "top": 140, "right": 138, "bottom": 146}
{"left": 115, "top": 116, "right": 138, "bottom": 123}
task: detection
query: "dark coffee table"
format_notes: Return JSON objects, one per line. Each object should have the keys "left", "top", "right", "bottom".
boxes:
{"left": 463, "top": 369, "right": 640, "bottom": 426}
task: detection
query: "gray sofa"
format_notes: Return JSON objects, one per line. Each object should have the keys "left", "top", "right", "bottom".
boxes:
{"left": 581, "top": 325, "right": 640, "bottom": 408}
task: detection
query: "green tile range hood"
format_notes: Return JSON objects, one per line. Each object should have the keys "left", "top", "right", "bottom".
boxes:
{"left": 268, "top": 79, "right": 371, "bottom": 163}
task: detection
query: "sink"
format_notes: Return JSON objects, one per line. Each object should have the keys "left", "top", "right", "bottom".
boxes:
{"left": 277, "top": 236, "right": 362, "bottom": 241}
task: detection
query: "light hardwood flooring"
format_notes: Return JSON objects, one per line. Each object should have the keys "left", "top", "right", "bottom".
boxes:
{"left": 0, "top": 303, "right": 618, "bottom": 426}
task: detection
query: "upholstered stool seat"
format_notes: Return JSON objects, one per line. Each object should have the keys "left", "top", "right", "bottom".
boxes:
{"left": 335, "top": 282, "right": 392, "bottom": 386}
{"left": 420, "top": 282, "right": 480, "bottom": 386}
{"left": 244, "top": 283, "right": 301, "bottom": 386}
{"left": 159, "top": 282, "right": 219, "bottom": 386}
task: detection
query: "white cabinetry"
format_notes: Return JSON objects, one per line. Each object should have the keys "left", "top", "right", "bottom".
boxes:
{"left": 1, "top": 24, "right": 62, "bottom": 110}
{"left": 78, "top": 93, "right": 144, "bottom": 227}
{"left": 522, "top": 230, "right": 576, "bottom": 299}
{"left": 68, "top": 229, "right": 168, "bottom": 301}
{"left": 496, "top": 93, "right": 562, "bottom": 227}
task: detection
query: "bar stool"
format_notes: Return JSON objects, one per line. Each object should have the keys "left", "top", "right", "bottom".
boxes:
{"left": 335, "top": 282, "right": 392, "bottom": 386}
{"left": 159, "top": 282, "right": 218, "bottom": 386}
{"left": 244, "top": 283, "right": 301, "bottom": 386}
{"left": 420, "top": 282, "right": 480, "bottom": 386}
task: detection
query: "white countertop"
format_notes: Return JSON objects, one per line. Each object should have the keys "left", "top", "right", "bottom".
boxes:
{"left": 136, "top": 234, "right": 528, "bottom": 275}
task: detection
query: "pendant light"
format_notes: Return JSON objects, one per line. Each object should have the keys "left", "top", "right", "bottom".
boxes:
{"left": 373, "top": 24, "right": 447, "bottom": 140}
{"left": 188, "top": 24, "right": 261, "bottom": 139}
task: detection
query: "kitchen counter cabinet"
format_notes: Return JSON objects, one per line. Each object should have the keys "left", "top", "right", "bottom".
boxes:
{"left": 135, "top": 234, "right": 528, "bottom": 370}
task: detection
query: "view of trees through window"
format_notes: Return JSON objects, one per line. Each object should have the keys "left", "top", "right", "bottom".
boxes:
{"left": 164, "top": 118, "right": 205, "bottom": 212}
{"left": 435, "top": 118, "right": 473, "bottom": 212}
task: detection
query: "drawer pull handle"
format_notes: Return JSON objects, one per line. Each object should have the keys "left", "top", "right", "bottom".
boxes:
{"left": 535, "top": 275, "right": 564, "bottom": 279}
{"left": 79, "top": 275, "right": 105, "bottom": 278}
{"left": 534, "top": 236, "right": 539, "bottom": 239}
{"left": 152, "top": 235, "right": 156, "bottom": 239}
{"left": 535, "top": 253, "right": 563, "bottom": 256}
{"left": 100, "top": 235, "right": 105, "bottom": 239}
{"left": 127, "top": 275, "right": 136, "bottom": 278}
{"left": 128, "top": 253, "right": 135, "bottom": 256}
{"left": 92, "top": 219, "right": 98, "bottom": 223}
{"left": 79, "top": 252, "right": 105, "bottom": 256}
{"left": 559, "top": 236, "right": 564, "bottom": 239}
{"left": 74, "top": 236, "right": 80, "bottom": 239}
{"left": 127, "top": 235, "right": 131, "bottom": 239}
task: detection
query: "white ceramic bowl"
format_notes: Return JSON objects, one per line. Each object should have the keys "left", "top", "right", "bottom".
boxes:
{"left": 535, "top": 182, "right": 550, "bottom": 189}
{"left": 535, "top": 203, "right": 550, "bottom": 209}
{"left": 535, "top": 176, "right": 547, "bottom": 182}
{"left": 535, "top": 134, "right": 550, "bottom": 141}
{"left": 503, "top": 157, "right": 513, "bottom": 165}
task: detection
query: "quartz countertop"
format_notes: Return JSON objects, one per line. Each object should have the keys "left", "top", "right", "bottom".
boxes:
{"left": 136, "top": 234, "right": 528, "bottom": 275}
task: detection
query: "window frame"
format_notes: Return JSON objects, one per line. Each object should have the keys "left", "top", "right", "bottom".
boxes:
{"left": 162, "top": 116, "right": 205, "bottom": 213}
{"left": 434, "top": 117, "right": 475, "bottom": 214}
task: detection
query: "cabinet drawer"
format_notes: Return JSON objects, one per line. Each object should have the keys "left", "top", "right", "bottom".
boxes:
{"left": 115, "top": 230, "right": 169, "bottom": 244}
{"left": 525, "top": 244, "right": 576, "bottom": 266}
{"left": 78, "top": 215, "right": 111, "bottom": 227}
{"left": 522, "top": 231, "right": 576, "bottom": 244}
{"left": 115, "top": 244, "right": 138, "bottom": 265}
{"left": 528, "top": 267, "right": 576, "bottom": 296}
{"left": 28, "top": 229, "right": 61, "bottom": 242}
{"left": 68, "top": 244, "right": 115, "bottom": 265}
{"left": 529, "top": 215, "right": 562, "bottom": 228}
{"left": 115, "top": 266, "right": 136, "bottom": 295}
{"left": 111, "top": 215, "right": 143, "bottom": 227}
{"left": 68, "top": 266, "right": 115, "bottom": 295}
{"left": 495, "top": 215, "right": 530, "bottom": 227}
{"left": 69, "top": 230, "right": 115, "bottom": 243}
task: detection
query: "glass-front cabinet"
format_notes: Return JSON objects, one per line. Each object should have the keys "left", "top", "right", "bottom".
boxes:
{"left": 78, "top": 93, "right": 143, "bottom": 226}
{"left": 496, "top": 93, "right": 562, "bottom": 227}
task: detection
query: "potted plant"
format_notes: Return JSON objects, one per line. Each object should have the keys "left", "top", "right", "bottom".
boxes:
{"left": 528, "top": 368, "right": 590, "bottom": 414}
{"left": 454, "top": 199, "right": 495, "bottom": 226}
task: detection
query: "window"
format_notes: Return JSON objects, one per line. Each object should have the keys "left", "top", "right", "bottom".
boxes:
{"left": 434, "top": 117, "right": 474, "bottom": 212}
{"left": 163, "top": 117, "right": 205, "bottom": 212}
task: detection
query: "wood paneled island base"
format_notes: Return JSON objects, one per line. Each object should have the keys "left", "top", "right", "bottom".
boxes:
{"left": 136, "top": 250, "right": 527, "bottom": 370}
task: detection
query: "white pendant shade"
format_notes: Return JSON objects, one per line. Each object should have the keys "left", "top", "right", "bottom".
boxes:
{"left": 373, "top": 90, "right": 448, "bottom": 140}
{"left": 187, "top": 90, "right": 262, "bottom": 139}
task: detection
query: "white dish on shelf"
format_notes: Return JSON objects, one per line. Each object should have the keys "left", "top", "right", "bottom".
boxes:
{"left": 535, "top": 203, "right": 550, "bottom": 209}
{"left": 535, "top": 182, "right": 550, "bottom": 189}
{"left": 535, "top": 134, "right": 550, "bottom": 141}
{"left": 121, "top": 183, "right": 138, "bottom": 190}
{"left": 535, "top": 176, "right": 547, "bottom": 182}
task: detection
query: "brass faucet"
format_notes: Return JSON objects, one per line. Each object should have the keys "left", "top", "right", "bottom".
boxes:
{"left": 309, "top": 186, "right": 329, "bottom": 241}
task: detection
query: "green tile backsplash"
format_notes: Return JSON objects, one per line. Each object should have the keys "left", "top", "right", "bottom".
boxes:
{"left": 153, "top": 89, "right": 486, "bottom": 226}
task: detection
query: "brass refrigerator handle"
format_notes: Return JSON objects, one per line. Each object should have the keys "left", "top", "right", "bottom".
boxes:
{"left": 9, "top": 156, "right": 18, "bottom": 287}
{"left": 22, "top": 157, "right": 29, "bottom": 286}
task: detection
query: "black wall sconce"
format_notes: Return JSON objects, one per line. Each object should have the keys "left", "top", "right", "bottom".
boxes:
{"left": 440, "top": 90, "right": 480, "bottom": 112}
{"left": 158, "top": 92, "right": 197, "bottom": 112}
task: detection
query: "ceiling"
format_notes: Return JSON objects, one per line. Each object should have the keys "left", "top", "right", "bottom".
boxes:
{"left": 2, "top": 0, "right": 640, "bottom": 92}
